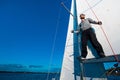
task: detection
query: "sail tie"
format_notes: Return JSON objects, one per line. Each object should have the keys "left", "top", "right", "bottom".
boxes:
{"left": 84, "top": 0, "right": 120, "bottom": 63}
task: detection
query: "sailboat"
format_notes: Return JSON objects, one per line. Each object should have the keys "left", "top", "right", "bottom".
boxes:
{"left": 60, "top": 0, "right": 120, "bottom": 80}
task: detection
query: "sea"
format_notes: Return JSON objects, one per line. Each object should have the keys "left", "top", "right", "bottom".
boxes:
{"left": 0, "top": 72, "right": 120, "bottom": 80}
{"left": 0, "top": 72, "right": 60, "bottom": 80}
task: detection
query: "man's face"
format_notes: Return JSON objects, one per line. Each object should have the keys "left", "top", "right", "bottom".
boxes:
{"left": 80, "top": 14, "right": 85, "bottom": 19}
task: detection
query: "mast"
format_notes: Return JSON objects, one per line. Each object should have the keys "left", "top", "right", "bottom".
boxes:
{"left": 73, "top": 0, "right": 83, "bottom": 80}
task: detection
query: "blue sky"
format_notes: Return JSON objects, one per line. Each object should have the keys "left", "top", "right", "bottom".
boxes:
{"left": 0, "top": 0, "right": 118, "bottom": 73}
{"left": 0, "top": 0, "right": 71, "bottom": 71}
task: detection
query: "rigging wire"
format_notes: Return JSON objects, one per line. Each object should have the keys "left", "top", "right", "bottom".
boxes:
{"left": 61, "top": 2, "right": 74, "bottom": 17}
{"left": 53, "top": 1, "right": 74, "bottom": 80}
{"left": 82, "top": 0, "right": 103, "bottom": 13}
{"left": 46, "top": 3, "right": 62, "bottom": 80}
{"left": 84, "top": 0, "right": 120, "bottom": 63}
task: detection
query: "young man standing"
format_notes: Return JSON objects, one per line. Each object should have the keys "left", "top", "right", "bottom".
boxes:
{"left": 72, "top": 14, "right": 105, "bottom": 59}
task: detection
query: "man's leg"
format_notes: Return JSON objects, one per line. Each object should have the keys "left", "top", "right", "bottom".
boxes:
{"left": 81, "top": 31, "right": 88, "bottom": 58}
{"left": 89, "top": 29, "right": 105, "bottom": 57}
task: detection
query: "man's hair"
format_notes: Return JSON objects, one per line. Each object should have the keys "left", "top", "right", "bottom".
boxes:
{"left": 80, "top": 14, "right": 85, "bottom": 17}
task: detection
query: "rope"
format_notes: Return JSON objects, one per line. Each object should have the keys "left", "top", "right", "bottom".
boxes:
{"left": 82, "top": 0, "right": 103, "bottom": 13}
{"left": 84, "top": 0, "right": 120, "bottom": 63}
{"left": 48, "top": 2, "right": 73, "bottom": 79}
{"left": 46, "top": 4, "right": 62, "bottom": 80}
{"left": 61, "top": 2, "right": 75, "bottom": 18}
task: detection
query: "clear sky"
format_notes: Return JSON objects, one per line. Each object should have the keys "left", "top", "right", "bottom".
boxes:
{"left": 0, "top": 0, "right": 71, "bottom": 72}
{"left": 0, "top": 0, "right": 118, "bottom": 73}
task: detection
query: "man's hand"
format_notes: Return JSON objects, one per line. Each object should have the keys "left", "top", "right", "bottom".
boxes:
{"left": 71, "top": 30, "right": 74, "bottom": 33}
{"left": 98, "top": 21, "right": 102, "bottom": 25}
{"left": 71, "top": 30, "right": 80, "bottom": 33}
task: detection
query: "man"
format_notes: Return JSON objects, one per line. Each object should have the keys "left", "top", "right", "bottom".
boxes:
{"left": 71, "top": 14, "right": 105, "bottom": 59}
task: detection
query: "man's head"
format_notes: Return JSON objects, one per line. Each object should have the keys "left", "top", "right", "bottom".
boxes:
{"left": 80, "top": 14, "right": 85, "bottom": 19}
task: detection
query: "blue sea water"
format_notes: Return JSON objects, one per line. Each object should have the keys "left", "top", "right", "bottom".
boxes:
{"left": 107, "top": 76, "right": 120, "bottom": 80}
{"left": 0, "top": 72, "right": 120, "bottom": 80}
{"left": 0, "top": 72, "right": 60, "bottom": 80}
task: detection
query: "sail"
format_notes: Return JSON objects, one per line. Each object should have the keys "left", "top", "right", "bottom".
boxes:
{"left": 76, "top": 0, "right": 120, "bottom": 58}
{"left": 60, "top": 0, "right": 120, "bottom": 80}
{"left": 60, "top": 0, "right": 76, "bottom": 79}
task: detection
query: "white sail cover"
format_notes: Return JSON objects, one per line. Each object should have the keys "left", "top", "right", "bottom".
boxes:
{"left": 60, "top": 0, "right": 120, "bottom": 80}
